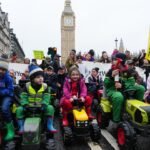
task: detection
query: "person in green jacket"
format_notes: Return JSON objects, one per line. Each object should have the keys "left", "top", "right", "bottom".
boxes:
{"left": 16, "top": 64, "right": 57, "bottom": 134}
{"left": 104, "top": 53, "right": 145, "bottom": 130}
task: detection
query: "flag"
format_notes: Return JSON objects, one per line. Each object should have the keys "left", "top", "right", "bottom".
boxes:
{"left": 145, "top": 28, "right": 150, "bottom": 61}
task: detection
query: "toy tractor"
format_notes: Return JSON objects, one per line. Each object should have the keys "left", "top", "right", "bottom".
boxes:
{"left": 96, "top": 89, "right": 150, "bottom": 149}
{"left": 20, "top": 103, "right": 55, "bottom": 150}
{"left": 62, "top": 98, "right": 100, "bottom": 145}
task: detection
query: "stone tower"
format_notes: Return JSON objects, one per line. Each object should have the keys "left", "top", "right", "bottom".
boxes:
{"left": 119, "top": 38, "right": 125, "bottom": 53}
{"left": 61, "top": 0, "right": 75, "bottom": 63}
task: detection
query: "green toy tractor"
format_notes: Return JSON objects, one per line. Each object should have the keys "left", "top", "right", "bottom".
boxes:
{"left": 96, "top": 89, "right": 150, "bottom": 149}
{"left": 62, "top": 98, "right": 100, "bottom": 145}
{"left": 20, "top": 104, "right": 55, "bottom": 150}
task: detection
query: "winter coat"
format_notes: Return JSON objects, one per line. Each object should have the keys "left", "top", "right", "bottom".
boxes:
{"left": 88, "top": 75, "right": 103, "bottom": 92}
{"left": 20, "top": 82, "right": 50, "bottom": 106}
{"left": 104, "top": 69, "right": 136, "bottom": 96}
{"left": 61, "top": 77, "right": 87, "bottom": 100}
{"left": 44, "top": 73, "right": 57, "bottom": 92}
{"left": 0, "top": 72, "right": 14, "bottom": 97}
{"left": 65, "top": 58, "right": 76, "bottom": 72}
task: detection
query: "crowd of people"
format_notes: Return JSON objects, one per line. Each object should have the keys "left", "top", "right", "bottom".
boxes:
{"left": 0, "top": 47, "right": 150, "bottom": 144}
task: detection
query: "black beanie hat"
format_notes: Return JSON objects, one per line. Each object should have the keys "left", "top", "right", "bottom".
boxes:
{"left": 115, "top": 53, "right": 126, "bottom": 65}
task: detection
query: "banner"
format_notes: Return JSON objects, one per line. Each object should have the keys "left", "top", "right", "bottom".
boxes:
{"left": 145, "top": 29, "right": 150, "bottom": 61}
{"left": 82, "top": 61, "right": 146, "bottom": 82}
{"left": 33, "top": 50, "right": 44, "bottom": 60}
{"left": 8, "top": 63, "right": 28, "bottom": 84}
{"left": 8, "top": 62, "right": 146, "bottom": 84}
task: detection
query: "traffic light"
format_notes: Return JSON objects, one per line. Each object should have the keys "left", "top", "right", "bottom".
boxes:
{"left": 47, "top": 47, "right": 57, "bottom": 60}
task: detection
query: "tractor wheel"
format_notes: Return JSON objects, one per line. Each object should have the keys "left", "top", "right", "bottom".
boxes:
{"left": 117, "top": 122, "right": 136, "bottom": 150}
{"left": 63, "top": 127, "right": 73, "bottom": 146}
{"left": 45, "top": 139, "right": 56, "bottom": 150}
{"left": 4, "top": 141, "right": 15, "bottom": 150}
{"left": 96, "top": 106, "right": 110, "bottom": 128}
{"left": 90, "top": 123, "right": 101, "bottom": 142}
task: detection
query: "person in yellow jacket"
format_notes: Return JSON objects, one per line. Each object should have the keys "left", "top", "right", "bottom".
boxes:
{"left": 16, "top": 64, "right": 57, "bottom": 134}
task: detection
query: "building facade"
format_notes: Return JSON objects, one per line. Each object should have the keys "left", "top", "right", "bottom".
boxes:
{"left": 10, "top": 28, "right": 25, "bottom": 60}
{"left": 0, "top": 4, "right": 25, "bottom": 60}
{"left": 61, "top": 0, "right": 75, "bottom": 63}
{"left": 0, "top": 4, "right": 11, "bottom": 56}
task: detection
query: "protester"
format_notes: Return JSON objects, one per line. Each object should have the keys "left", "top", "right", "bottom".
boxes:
{"left": 111, "top": 49, "right": 119, "bottom": 59}
{"left": 44, "top": 66, "right": 57, "bottom": 92}
{"left": 20, "top": 69, "right": 29, "bottom": 80}
{"left": 88, "top": 67, "right": 103, "bottom": 100}
{"left": 76, "top": 55, "right": 88, "bottom": 78}
{"left": 16, "top": 64, "right": 57, "bottom": 134}
{"left": 126, "top": 60, "right": 146, "bottom": 88}
{"left": 56, "top": 66, "right": 67, "bottom": 99}
{"left": 0, "top": 58, "right": 15, "bottom": 141}
{"left": 9, "top": 69, "right": 16, "bottom": 84}
{"left": 82, "top": 49, "right": 95, "bottom": 62}
{"left": 99, "top": 51, "right": 111, "bottom": 63}
{"left": 65, "top": 50, "right": 76, "bottom": 72}
{"left": 125, "top": 50, "right": 131, "bottom": 60}
{"left": 104, "top": 53, "right": 145, "bottom": 131}
{"left": 138, "top": 49, "right": 146, "bottom": 67}
{"left": 50, "top": 54, "right": 61, "bottom": 73}
{"left": 40, "top": 56, "right": 51, "bottom": 70}
{"left": 24, "top": 58, "right": 30, "bottom": 64}
{"left": 60, "top": 66, "right": 94, "bottom": 126}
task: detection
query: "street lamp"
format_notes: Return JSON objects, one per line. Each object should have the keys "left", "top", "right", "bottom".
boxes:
{"left": 115, "top": 38, "right": 118, "bottom": 50}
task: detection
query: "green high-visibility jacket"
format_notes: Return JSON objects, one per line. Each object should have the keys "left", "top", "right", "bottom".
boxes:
{"left": 20, "top": 82, "right": 51, "bottom": 106}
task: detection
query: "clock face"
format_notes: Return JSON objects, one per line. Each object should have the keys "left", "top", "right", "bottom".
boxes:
{"left": 64, "top": 17, "right": 73, "bottom": 26}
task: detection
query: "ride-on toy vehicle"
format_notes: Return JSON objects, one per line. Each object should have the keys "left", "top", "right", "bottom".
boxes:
{"left": 62, "top": 98, "right": 100, "bottom": 145}
{"left": 96, "top": 89, "right": 150, "bottom": 149}
{"left": 20, "top": 103, "right": 55, "bottom": 150}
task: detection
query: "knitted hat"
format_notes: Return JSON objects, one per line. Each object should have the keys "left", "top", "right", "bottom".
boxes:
{"left": 0, "top": 58, "right": 9, "bottom": 70}
{"left": 28, "top": 64, "right": 43, "bottom": 79}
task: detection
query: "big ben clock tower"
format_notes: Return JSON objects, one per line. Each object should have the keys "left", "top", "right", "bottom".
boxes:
{"left": 61, "top": 0, "right": 75, "bottom": 63}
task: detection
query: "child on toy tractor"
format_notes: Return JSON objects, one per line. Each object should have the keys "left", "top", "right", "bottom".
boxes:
{"left": 88, "top": 67, "right": 103, "bottom": 108}
{"left": 104, "top": 53, "right": 145, "bottom": 131}
{"left": 60, "top": 66, "right": 95, "bottom": 127}
{"left": 0, "top": 58, "right": 15, "bottom": 142}
{"left": 16, "top": 64, "right": 57, "bottom": 134}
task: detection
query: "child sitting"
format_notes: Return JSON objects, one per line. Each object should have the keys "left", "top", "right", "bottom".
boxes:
{"left": 60, "top": 67, "right": 94, "bottom": 126}
{"left": 16, "top": 64, "right": 57, "bottom": 134}
{"left": 88, "top": 67, "right": 103, "bottom": 100}
{"left": 0, "top": 58, "right": 14, "bottom": 141}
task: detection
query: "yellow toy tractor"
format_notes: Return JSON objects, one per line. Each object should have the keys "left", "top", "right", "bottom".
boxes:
{"left": 62, "top": 98, "right": 100, "bottom": 145}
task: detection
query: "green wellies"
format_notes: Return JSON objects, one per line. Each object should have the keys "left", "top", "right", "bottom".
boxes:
{"left": 4, "top": 121, "right": 15, "bottom": 141}
{"left": 104, "top": 77, "right": 145, "bottom": 122}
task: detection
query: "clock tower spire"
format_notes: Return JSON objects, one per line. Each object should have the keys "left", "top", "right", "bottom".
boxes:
{"left": 61, "top": 0, "right": 75, "bottom": 63}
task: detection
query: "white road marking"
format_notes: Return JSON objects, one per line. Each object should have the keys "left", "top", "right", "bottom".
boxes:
{"left": 88, "top": 141, "right": 102, "bottom": 150}
{"left": 101, "top": 129, "right": 119, "bottom": 150}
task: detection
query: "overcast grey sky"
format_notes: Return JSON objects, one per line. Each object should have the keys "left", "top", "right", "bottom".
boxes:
{"left": 1, "top": 0, "right": 150, "bottom": 57}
